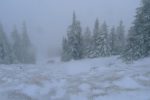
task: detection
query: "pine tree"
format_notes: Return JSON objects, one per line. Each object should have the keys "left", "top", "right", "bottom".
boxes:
{"left": 61, "top": 37, "right": 71, "bottom": 61}
{"left": 83, "top": 27, "right": 92, "bottom": 58}
{"left": 0, "top": 23, "right": 13, "bottom": 64}
{"left": 91, "top": 20, "right": 110, "bottom": 57}
{"left": 65, "top": 12, "right": 83, "bottom": 60}
{"left": 116, "top": 21, "right": 126, "bottom": 55}
{"left": 99, "top": 22, "right": 111, "bottom": 56}
{"left": 122, "top": 27, "right": 140, "bottom": 61}
{"left": 123, "top": 0, "right": 150, "bottom": 61}
{"left": 11, "top": 26, "right": 22, "bottom": 63}
{"left": 91, "top": 18, "right": 101, "bottom": 58}
{"left": 21, "top": 22, "right": 36, "bottom": 64}
{"left": 134, "top": 0, "right": 150, "bottom": 57}
{"left": 109, "top": 26, "right": 117, "bottom": 55}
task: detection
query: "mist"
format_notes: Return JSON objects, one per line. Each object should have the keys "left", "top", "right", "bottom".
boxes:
{"left": 0, "top": 0, "right": 140, "bottom": 59}
{"left": 1, "top": 0, "right": 150, "bottom": 99}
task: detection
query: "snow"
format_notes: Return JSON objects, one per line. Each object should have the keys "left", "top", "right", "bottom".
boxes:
{"left": 21, "top": 84, "right": 40, "bottom": 97}
{"left": 95, "top": 91, "right": 150, "bottom": 100}
{"left": 0, "top": 56, "right": 150, "bottom": 100}
{"left": 70, "top": 94, "right": 87, "bottom": 100}
{"left": 79, "top": 83, "right": 91, "bottom": 92}
{"left": 114, "top": 76, "right": 141, "bottom": 89}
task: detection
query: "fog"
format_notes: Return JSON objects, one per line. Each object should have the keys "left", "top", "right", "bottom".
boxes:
{"left": 0, "top": 0, "right": 140, "bottom": 59}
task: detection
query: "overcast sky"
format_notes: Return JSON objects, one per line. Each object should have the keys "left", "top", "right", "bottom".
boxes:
{"left": 0, "top": 0, "right": 140, "bottom": 58}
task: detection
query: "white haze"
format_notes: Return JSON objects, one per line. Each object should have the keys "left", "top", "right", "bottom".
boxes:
{"left": 0, "top": 0, "right": 140, "bottom": 59}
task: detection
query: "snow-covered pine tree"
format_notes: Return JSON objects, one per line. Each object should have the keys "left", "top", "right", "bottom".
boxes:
{"left": 109, "top": 26, "right": 117, "bottom": 55}
{"left": 91, "top": 20, "right": 110, "bottom": 57}
{"left": 21, "top": 22, "right": 36, "bottom": 64}
{"left": 11, "top": 26, "right": 22, "bottom": 63}
{"left": 82, "top": 27, "right": 92, "bottom": 58}
{"left": 123, "top": 0, "right": 150, "bottom": 61}
{"left": 0, "top": 23, "right": 14, "bottom": 64}
{"left": 116, "top": 21, "right": 126, "bottom": 55}
{"left": 65, "top": 12, "right": 83, "bottom": 60}
{"left": 61, "top": 37, "right": 71, "bottom": 61}
{"left": 134, "top": 0, "right": 150, "bottom": 57}
{"left": 99, "top": 22, "right": 111, "bottom": 57}
{"left": 122, "top": 27, "right": 140, "bottom": 61}
{"left": 90, "top": 18, "right": 101, "bottom": 58}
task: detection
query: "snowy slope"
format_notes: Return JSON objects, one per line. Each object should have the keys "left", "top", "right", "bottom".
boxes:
{"left": 0, "top": 56, "right": 150, "bottom": 100}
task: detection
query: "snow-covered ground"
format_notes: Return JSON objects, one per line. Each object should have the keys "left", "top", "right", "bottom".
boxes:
{"left": 0, "top": 56, "right": 150, "bottom": 100}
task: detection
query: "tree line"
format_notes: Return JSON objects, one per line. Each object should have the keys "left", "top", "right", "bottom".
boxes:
{"left": 61, "top": 0, "right": 150, "bottom": 62}
{"left": 0, "top": 22, "right": 36, "bottom": 64}
{"left": 61, "top": 12, "right": 125, "bottom": 61}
